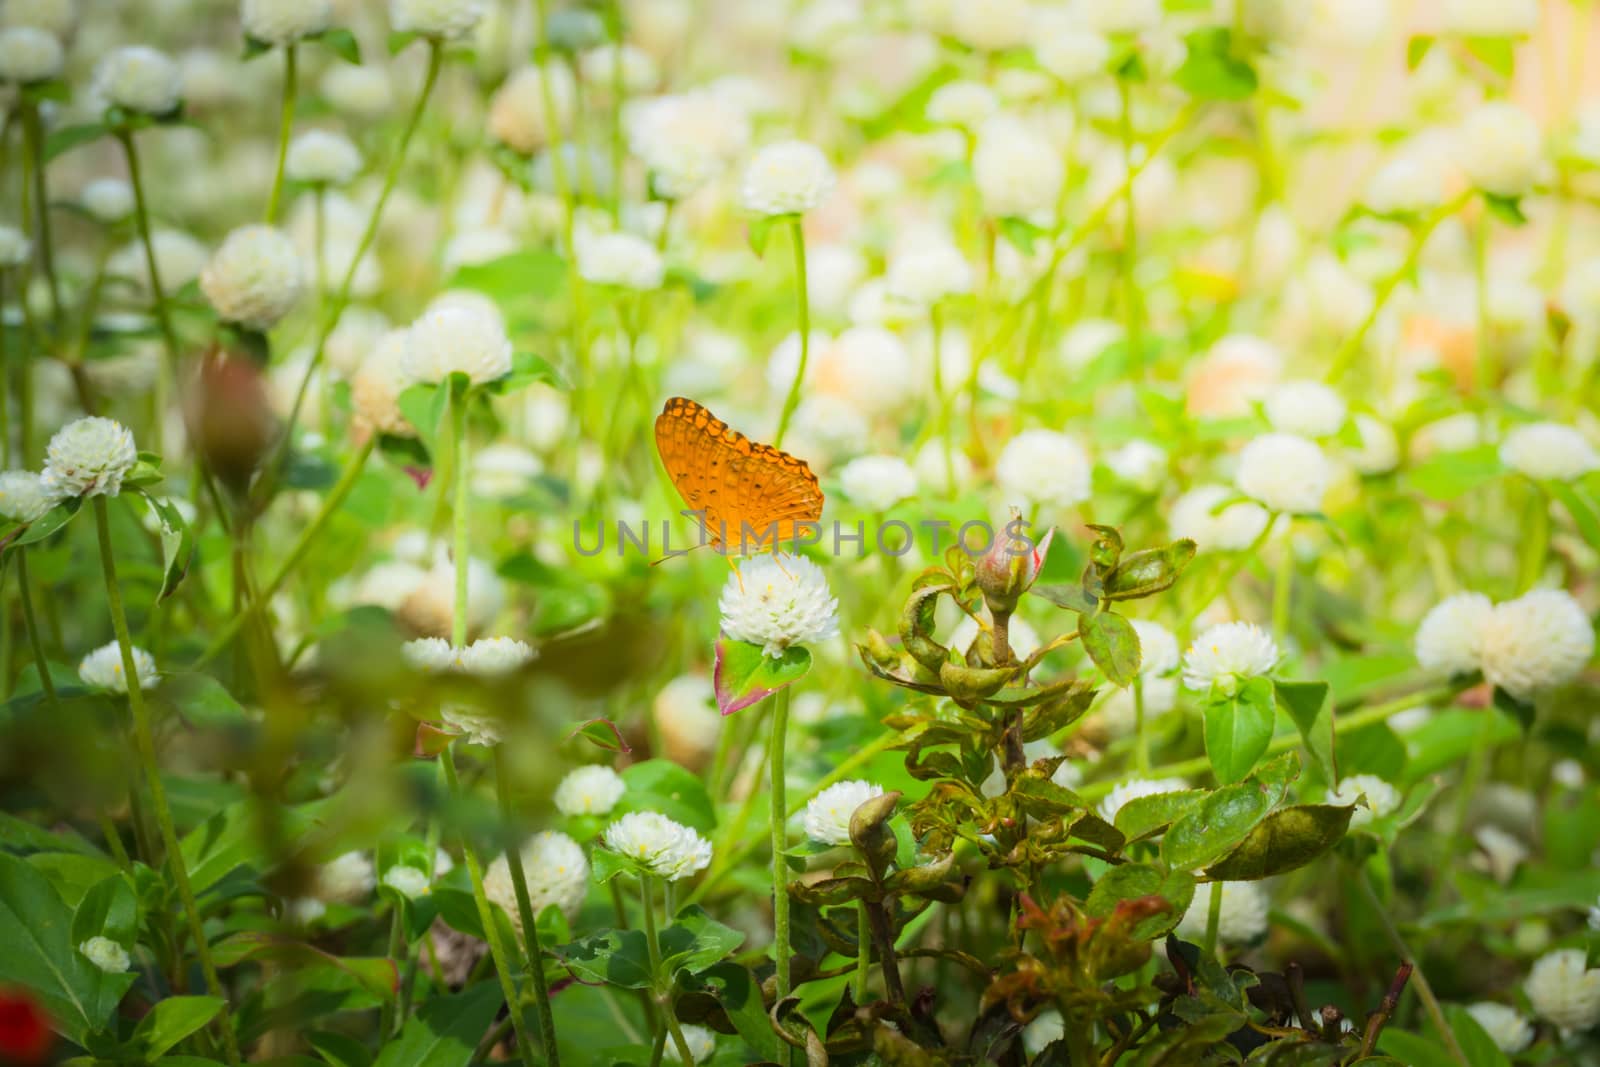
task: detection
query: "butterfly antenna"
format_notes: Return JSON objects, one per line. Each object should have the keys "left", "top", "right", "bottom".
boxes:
{"left": 649, "top": 541, "right": 713, "bottom": 567}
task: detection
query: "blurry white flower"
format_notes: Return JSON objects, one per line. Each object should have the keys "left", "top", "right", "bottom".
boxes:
{"left": 351, "top": 329, "right": 414, "bottom": 437}
{"left": 80, "top": 641, "right": 158, "bottom": 695}
{"left": 996, "top": 430, "right": 1091, "bottom": 511}
{"left": 1082, "top": 0, "right": 1160, "bottom": 32}
{"left": 1, "top": 0, "right": 75, "bottom": 35}
{"left": 1526, "top": 948, "right": 1600, "bottom": 1033}
{"left": 1415, "top": 593, "right": 1493, "bottom": 677}
{"left": 627, "top": 90, "right": 750, "bottom": 199}
{"left": 1104, "top": 440, "right": 1167, "bottom": 492}
{"left": 1131, "top": 620, "right": 1179, "bottom": 676}
{"left": 440, "top": 707, "right": 502, "bottom": 747}
{"left": 602, "top": 812, "right": 712, "bottom": 881}
{"left": 947, "top": 0, "right": 1031, "bottom": 50}
{"left": 719, "top": 553, "right": 840, "bottom": 658}
{"left": 654, "top": 673, "right": 720, "bottom": 763}
{"left": 973, "top": 116, "right": 1062, "bottom": 219}
{"left": 285, "top": 130, "right": 362, "bottom": 185}
{"left": 1187, "top": 333, "right": 1283, "bottom": 418}
{"left": 1455, "top": 102, "right": 1542, "bottom": 198}
{"left": 459, "top": 636, "right": 535, "bottom": 676}
{"left": 1182, "top": 622, "right": 1278, "bottom": 694}
{"left": 1348, "top": 415, "right": 1400, "bottom": 475}
{"left": 1022, "top": 1010, "right": 1064, "bottom": 1056}
{"left": 739, "top": 140, "right": 835, "bottom": 216}
{"left": 1177, "top": 881, "right": 1268, "bottom": 944}
{"left": 201, "top": 225, "right": 306, "bottom": 330}
{"left": 1363, "top": 153, "right": 1445, "bottom": 216}
{"left": 802, "top": 780, "right": 884, "bottom": 846}
{"left": 1500, "top": 422, "right": 1599, "bottom": 482}
{"left": 471, "top": 443, "right": 542, "bottom": 498}
{"left": 838, "top": 455, "right": 917, "bottom": 512}
{"left": 1098, "top": 777, "right": 1187, "bottom": 821}
{"left": 926, "top": 81, "right": 997, "bottom": 128}
{"left": 1236, "top": 433, "right": 1330, "bottom": 514}
{"left": 0, "top": 225, "right": 30, "bottom": 268}
{"left": 95, "top": 45, "right": 183, "bottom": 115}
{"left": 769, "top": 326, "right": 915, "bottom": 418}
{"left": 42, "top": 416, "right": 137, "bottom": 498}
{"left": 484, "top": 831, "right": 590, "bottom": 925}
{"left": 312, "top": 851, "right": 376, "bottom": 903}
{"left": 79, "top": 936, "right": 130, "bottom": 974}
{"left": 1442, "top": 0, "right": 1538, "bottom": 36}
{"left": 390, "top": 0, "right": 485, "bottom": 38}
{"left": 1466, "top": 1003, "right": 1533, "bottom": 1054}
{"left": 578, "top": 43, "right": 657, "bottom": 93}
{"left": 80, "top": 178, "right": 135, "bottom": 224}
{"left": 0, "top": 470, "right": 59, "bottom": 523}
{"left": 665, "top": 1023, "right": 717, "bottom": 1064}
{"left": 1264, "top": 381, "right": 1346, "bottom": 438}
{"left": 381, "top": 864, "right": 431, "bottom": 899}
{"left": 554, "top": 765, "right": 626, "bottom": 816}
{"left": 403, "top": 637, "right": 457, "bottom": 672}
{"left": 322, "top": 63, "right": 392, "bottom": 117}
{"left": 404, "top": 305, "right": 513, "bottom": 385}
{"left": 488, "top": 64, "right": 575, "bottom": 155}
{"left": 1328, "top": 774, "right": 1400, "bottom": 828}
{"left": 1479, "top": 589, "right": 1595, "bottom": 701}
{"left": 110, "top": 230, "right": 208, "bottom": 296}
{"left": 1034, "top": 15, "right": 1109, "bottom": 83}
{"left": 886, "top": 236, "right": 973, "bottom": 306}
{"left": 575, "top": 230, "right": 663, "bottom": 290}
{"left": 0, "top": 26, "right": 62, "bottom": 83}
{"left": 241, "top": 0, "right": 333, "bottom": 44}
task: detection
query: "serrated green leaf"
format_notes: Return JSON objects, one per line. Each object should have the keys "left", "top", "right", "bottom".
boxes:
{"left": 1203, "top": 676, "right": 1276, "bottom": 785}
{"left": 713, "top": 638, "right": 811, "bottom": 716}
{"left": 1203, "top": 804, "right": 1354, "bottom": 880}
{"left": 1275, "top": 680, "right": 1335, "bottom": 784}
{"left": 1079, "top": 610, "right": 1141, "bottom": 687}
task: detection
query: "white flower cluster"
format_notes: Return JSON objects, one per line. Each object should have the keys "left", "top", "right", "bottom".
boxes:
{"left": 1414, "top": 589, "right": 1594, "bottom": 701}
{"left": 996, "top": 430, "right": 1091, "bottom": 511}
{"left": 285, "top": 130, "right": 362, "bottom": 186}
{"left": 1181, "top": 622, "right": 1279, "bottom": 695}
{"left": 389, "top": 0, "right": 485, "bottom": 39}
{"left": 488, "top": 64, "right": 574, "bottom": 155}
{"left": 575, "top": 230, "right": 663, "bottom": 290}
{"left": 95, "top": 45, "right": 183, "bottom": 115}
{"left": 602, "top": 811, "right": 712, "bottom": 882}
{"left": 0, "top": 25, "right": 62, "bottom": 83}
{"left": 401, "top": 636, "right": 536, "bottom": 676}
{"left": 483, "top": 831, "right": 590, "bottom": 926}
{"left": 0, "top": 470, "right": 59, "bottom": 523}
{"left": 739, "top": 140, "right": 834, "bottom": 217}
{"left": 240, "top": 0, "right": 333, "bottom": 45}
{"left": 403, "top": 303, "right": 514, "bottom": 386}
{"left": 1525, "top": 948, "right": 1600, "bottom": 1033}
{"left": 1235, "top": 433, "right": 1331, "bottom": 514}
{"left": 43, "top": 417, "right": 138, "bottom": 499}
{"left": 627, "top": 90, "right": 750, "bottom": 200}
{"left": 837, "top": 455, "right": 917, "bottom": 512}
{"left": 1327, "top": 774, "right": 1401, "bottom": 829}
{"left": 802, "top": 780, "right": 884, "bottom": 846}
{"left": 79, "top": 936, "right": 131, "bottom": 974}
{"left": 718, "top": 553, "right": 840, "bottom": 658}
{"left": 0, "top": 224, "right": 31, "bottom": 268}
{"left": 1500, "top": 421, "right": 1599, "bottom": 482}
{"left": 200, "top": 225, "right": 307, "bottom": 330}
{"left": 78, "top": 641, "right": 160, "bottom": 693}
{"left": 1176, "top": 881, "right": 1268, "bottom": 945}
{"left": 554, "top": 764, "right": 626, "bottom": 816}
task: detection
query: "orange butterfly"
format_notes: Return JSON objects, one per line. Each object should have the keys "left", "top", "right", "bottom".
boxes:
{"left": 654, "top": 397, "right": 824, "bottom": 555}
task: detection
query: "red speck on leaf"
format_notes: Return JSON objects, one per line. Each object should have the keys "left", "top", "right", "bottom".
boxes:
{"left": 403, "top": 466, "right": 433, "bottom": 490}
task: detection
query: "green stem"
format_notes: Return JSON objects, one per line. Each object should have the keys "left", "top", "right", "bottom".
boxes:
{"left": 94, "top": 498, "right": 240, "bottom": 1066}
{"left": 451, "top": 389, "right": 470, "bottom": 647}
{"left": 20, "top": 103, "right": 60, "bottom": 323}
{"left": 772, "top": 218, "right": 809, "bottom": 449}
{"left": 1271, "top": 514, "right": 1293, "bottom": 639}
{"left": 640, "top": 875, "right": 696, "bottom": 1063}
{"left": 1202, "top": 881, "right": 1224, "bottom": 959}
{"left": 1132, "top": 674, "right": 1150, "bottom": 774}
{"left": 15, "top": 549, "right": 55, "bottom": 709}
{"left": 265, "top": 44, "right": 298, "bottom": 224}
{"left": 769, "top": 686, "right": 792, "bottom": 1002}
{"left": 854, "top": 900, "right": 870, "bottom": 1003}
{"left": 377, "top": 906, "right": 405, "bottom": 1038}
{"left": 117, "top": 127, "right": 181, "bottom": 459}
{"left": 1116, "top": 77, "right": 1142, "bottom": 379}
{"left": 494, "top": 748, "right": 560, "bottom": 1066}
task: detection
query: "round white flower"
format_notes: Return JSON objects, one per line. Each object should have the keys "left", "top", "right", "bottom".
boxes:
{"left": 78, "top": 641, "right": 159, "bottom": 693}
{"left": 1235, "top": 433, "right": 1331, "bottom": 514}
{"left": 79, "top": 936, "right": 130, "bottom": 974}
{"left": 110, "top": 230, "right": 208, "bottom": 296}
{"left": 1443, "top": 0, "right": 1538, "bottom": 36}
{"left": 926, "top": 81, "right": 997, "bottom": 128}
{"left": 0, "top": 224, "right": 30, "bottom": 268}
{"left": 1264, "top": 381, "right": 1347, "bottom": 438}
{"left": 1466, "top": 1003, "right": 1534, "bottom": 1054}
{"left": 1500, "top": 421, "right": 1599, "bottom": 482}
{"left": 802, "top": 780, "right": 885, "bottom": 846}
{"left": 554, "top": 765, "right": 626, "bottom": 817}
{"left": 285, "top": 129, "right": 362, "bottom": 185}
{"left": 402, "top": 636, "right": 459, "bottom": 673}
{"left": 1455, "top": 102, "right": 1542, "bottom": 198}
{"left": 575, "top": 230, "right": 663, "bottom": 290}
{"left": 1328, "top": 774, "right": 1400, "bottom": 828}
{"left": 459, "top": 636, "right": 535, "bottom": 676}
{"left": 200, "top": 225, "right": 306, "bottom": 331}
{"left": 838, "top": 455, "right": 917, "bottom": 512}
{"left": 381, "top": 864, "right": 431, "bottom": 899}
{"left": 313, "top": 851, "right": 376, "bottom": 903}
{"left": 1084, "top": 0, "right": 1161, "bottom": 32}
{"left": 322, "top": 63, "right": 392, "bottom": 117}
{"left": 1, "top": 0, "right": 75, "bottom": 35}
{"left": 80, "top": 178, "right": 135, "bottom": 224}
{"left": 0, "top": 470, "right": 59, "bottom": 523}
{"left": 389, "top": 0, "right": 485, "bottom": 38}
{"left": 241, "top": 0, "right": 332, "bottom": 45}
{"left": 1182, "top": 622, "right": 1279, "bottom": 694}
{"left": 1525, "top": 948, "right": 1600, "bottom": 1033}
{"left": 42, "top": 416, "right": 137, "bottom": 498}
{"left": 403, "top": 305, "right": 513, "bottom": 385}
{"left": 488, "top": 64, "right": 575, "bottom": 155}
{"left": 1479, "top": 589, "right": 1595, "bottom": 702}
{"left": 627, "top": 90, "right": 750, "bottom": 200}
{"left": 0, "top": 26, "right": 62, "bottom": 83}
{"left": 996, "top": 429, "right": 1091, "bottom": 511}
{"left": 483, "top": 832, "right": 590, "bottom": 927}
{"left": 1105, "top": 440, "right": 1167, "bottom": 493}
{"left": 1034, "top": 19, "right": 1109, "bottom": 83}
{"left": 947, "top": 0, "right": 1030, "bottom": 50}
{"left": 441, "top": 706, "right": 502, "bottom": 747}
{"left": 1414, "top": 592, "right": 1493, "bottom": 676}
{"left": 1098, "top": 777, "right": 1188, "bottom": 822}
{"left": 886, "top": 238, "right": 973, "bottom": 307}
{"left": 1177, "top": 881, "right": 1268, "bottom": 945}
{"left": 739, "top": 140, "right": 834, "bottom": 217}
{"left": 95, "top": 45, "right": 183, "bottom": 115}
{"left": 352, "top": 329, "right": 415, "bottom": 436}
{"left": 719, "top": 553, "right": 840, "bottom": 658}
{"left": 1131, "top": 620, "right": 1179, "bottom": 676}
{"left": 471, "top": 443, "right": 542, "bottom": 498}
{"left": 666, "top": 1023, "right": 717, "bottom": 1064}
{"left": 1348, "top": 415, "right": 1400, "bottom": 475}
{"left": 602, "top": 812, "right": 712, "bottom": 882}
{"left": 654, "top": 673, "right": 720, "bottom": 761}
{"left": 973, "top": 116, "right": 1062, "bottom": 219}
{"left": 578, "top": 43, "right": 657, "bottom": 93}
{"left": 1363, "top": 154, "right": 1445, "bottom": 216}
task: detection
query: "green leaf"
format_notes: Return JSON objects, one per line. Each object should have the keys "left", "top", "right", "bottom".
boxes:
{"left": 1162, "top": 777, "right": 1278, "bottom": 872}
{"left": 659, "top": 905, "right": 746, "bottom": 977}
{"left": 70, "top": 874, "right": 137, "bottom": 949}
{"left": 999, "top": 216, "right": 1044, "bottom": 256}
{"left": 1084, "top": 863, "right": 1194, "bottom": 939}
{"left": 396, "top": 383, "right": 449, "bottom": 456}
{"left": 590, "top": 848, "right": 637, "bottom": 885}
{"left": 1114, "top": 789, "right": 1206, "bottom": 843}
{"left": 131, "top": 996, "right": 223, "bottom": 1060}
{"left": 617, "top": 759, "right": 716, "bottom": 833}
{"left": 1404, "top": 444, "right": 1501, "bottom": 500}
{"left": 211, "top": 932, "right": 399, "bottom": 1001}
{"left": 1203, "top": 677, "right": 1276, "bottom": 785}
{"left": 1464, "top": 35, "right": 1515, "bottom": 79}
{"left": 1402, "top": 708, "right": 1518, "bottom": 784}
{"left": 13, "top": 499, "right": 81, "bottom": 547}
{"left": 487, "top": 351, "right": 566, "bottom": 395}
{"left": 242, "top": 35, "right": 272, "bottom": 60}
{"left": 1406, "top": 35, "right": 1435, "bottom": 70}
{"left": 45, "top": 122, "right": 107, "bottom": 162}
{"left": 712, "top": 638, "right": 811, "bottom": 716}
{"left": 748, "top": 215, "right": 777, "bottom": 258}
{"left": 1546, "top": 479, "right": 1600, "bottom": 554}
{"left": 1275, "top": 680, "right": 1335, "bottom": 784}
{"left": 567, "top": 717, "right": 631, "bottom": 753}
{"left": 386, "top": 30, "right": 420, "bottom": 54}
{"left": 1175, "top": 27, "right": 1257, "bottom": 101}
{"left": 678, "top": 963, "right": 785, "bottom": 1063}
{"left": 316, "top": 27, "right": 362, "bottom": 64}
{"left": 1377, "top": 1029, "right": 1459, "bottom": 1067}
{"left": 1442, "top": 1005, "right": 1512, "bottom": 1067}
{"left": 1100, "top": 541, "right": 1197, "bottom": 601}
{"left": 372, "top": 981, "right": 503, "bottom": 1067}
{"left": 1030, "top": 582, "right": 1097, "bottom": 614}
{"left": 555, "top": 927, "right": 654, "bottom": 989}
{"left": 1078, "top": 611, "right": 1141, "bottom": 687}
{"left": 308, "top": 1029, "right": 374, "bottom": 1067}
{"left": 142, "top": 492, "right": 196, "bottom": 602}
{"left": 1482, "top": 192, "right": 1527, "bottom": 226}
{"left": 164, "top": 672, "right": 250, "bottom": 730}
{"left": 446, "top": 249, "right": 567, "bottom": 305}
{"left": 1203, "top": 803, "right": 1354, "bottom": 880}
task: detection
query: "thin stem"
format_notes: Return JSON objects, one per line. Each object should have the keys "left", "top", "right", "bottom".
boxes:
{"left": 94, "top": 498, "right": 240, "bottom": 1066}
{"left": 117, "top": 128, "right": 181, "bottom": 459}
{"left": 494, "top": 747, "right": 560, "bottom": 1066}
{"left": 15, "top": 549, "right": 55, "bottom": 709}
{"left": 20, "top": 104, "right": 60, "bottom": 323}
{"left": 1202, "top": 881, "right": 1224, "bottom": 959}
{"left": 451, "top": 389, "right": 470, "bottom": 647}
{"left": 768, "top": 686, "right": 793, "bottom": 1002}
{"left": 772, "top": 218, "right": 809, "bottom": 449}
{"left": 265, "top": 44, "right": 298, "bottom": 224}
{"left": 854, "top": 900, "right": 870, "bottom": 1003}
{"left": 1133, "top": 675, "right": 1150, "bottom": 774}
{"left": 1271, "top": 515, "right": 1293, "bottom": 639}
{"left": 1116, "top": 77, "right": 1142, "bottom": 379}
{"left": 377, "top": 907, "right": 405, "bottom": 1038}
{"left": 640, "top": 876, "right": 696, "bottom": 1064}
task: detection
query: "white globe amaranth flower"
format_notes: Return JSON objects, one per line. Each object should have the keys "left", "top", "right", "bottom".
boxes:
{"left": 802, "top": 780, "right": 885, "bottom": 846}
{"left": 973, "top": 116, "right": 1062, "bottom": 219}
{"left": 1348, "top": 415, "right": 1400, "bottom": 475}
{"left": 1466, "top": 1002, "right": 1534, "bottom": 1054}
{"left": 1479, "top": 589, "right": 1595, "bottom": 702}
{"left": 996, "top": 429, "right": 1091, "bottom": 511}
{"left": 200, "top": 225, "right": 307, "bottom": 331}
{"left": 1098, "top": 777, "right": 1188, "bottom": 822}
{"left": 1414, "top": 592, "right": 1493, "bottom": 676}
{"left": 381, "top": 864, "right": 431, "bottom": 899}
{"left": 1033, "top": 12, "right": 1109, "bottom": 83}
{"left": 1455, "top": 102, "right": 1542, "bottom": 199}
{"left": 886, "top": 236, "right": 973, "bottom": 306}
{"left": 1177, "top": 881, "right": 1269, "bottom": 945}
{"left": 947, "top": 0, "right": 1031, "bottom": 50}
{"left": 719, "top": 553, "right": 840, "bottom": 658}
{"left": 1131, "top": 620, "right": 1179, "bottom": 677}
{"left": 554, "top": 765, "right": 626, "bottom": 817}
{"left": 1, "top": 0, "right": 76, "bottom": 35}
{"left": 42, "top": 416, "right": 137, "bottom": 498}
{"left": 441, "top": 706, "right": 502, "bottom": 747}
{"left": 602, "top": 812, "right": 712, "bottom": 882}
{"left": 80, "top": 178, "right": 135, "bottom": 224}
{"left": 353, "top": 332, "right": 416, "bottom": 436}
{"left": 627, "top": 90, "right": 750, "bottom": 200}
{"left": 285, "top": 130, "right": 362, "bottom": 185}
{"left": 78, "top": 641, "right": 159, "bottom": 693}
{"left": 577, "top": 43, "right": 657, "bottom": 93}
{"left": 926, "top": 80, "right": 997, "bottom": 128}
{"left": 95, "top": 45, "right": 183, "bottom": 115}
{"left": 1104, "top": 439, "right": 1167, "bottom": 493}
{"left": 488, "top": 63, "right": 575, "bottom": 155}
{"left": 665, "top": 1023, "right": 717, "bottom": 1064}
{"left": 402, "top": 636, "right": 459, "bottom": 673}
{"left": 0, "top": 470, "right": 59, "bottom": 523}
{"left": 739, "top": 140, "right": 835, "bottom": 217}
{"left": 1363, "top": 153, "right": 1445, "bottom": 216}
{"left": 1500, "top": 421, "right": 1599, "bottom": 482}
{"left": 0, "top": 25, "right": 62, "bottom": 83}
{"left": 323, "top": 63, "right": 391, "bottom": 117}
{"left": 575, "top": 230, "right": 663, "bottom": 290}
{"left": 403, "top": 304, "right": 513, "bottom": 385}
{"left": 312, "top": 851, "right": 376, "bottom": 903}
{"left": 1263, "top": 380, "right": 1346, "bottom": 438}
{"left": 1235, "top": 433, "right": 1331, "bottom": 514}
{"left": 79, "top": 936, "right": 130, "bottom": 974}
{"left": 838, "top": 455, "right": 917, "bottom": 512}
{"left": 1328, "top": 774, "right": 1401, "bottom": 829}
{"left": 483, "top": 831, "right": 590, "bottom": 926}
{"left": 458, "top": 636, "right": 536, "bottom": 676}
{"left": 241, "top": 0, "right": 333, "bottom": 45}
{"left": 0, "top": 224, "right": 32, "bottom": 268}
{"left": 1526, "top": 948, "right": 1600, "bottom": 1033}
{"left": 389, "top": 0, "right": 485, "bottom": 39}
{"left": 1442, "top": 0, "right": 1538, "bottom": 36}
{"left": 1182, "top": 622, "right": 1279, "bottom": 694}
